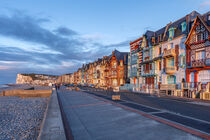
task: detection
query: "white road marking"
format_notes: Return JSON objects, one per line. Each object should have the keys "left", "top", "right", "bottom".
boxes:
{"left": 188, "top": 102, "right": 210, "bottom": 107}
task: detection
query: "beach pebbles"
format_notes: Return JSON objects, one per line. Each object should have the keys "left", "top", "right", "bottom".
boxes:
{"left": 0, "top": 96, "right": 48, "bottom": 140}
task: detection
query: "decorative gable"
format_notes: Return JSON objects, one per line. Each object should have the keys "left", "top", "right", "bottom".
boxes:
{"left": 185, "top": 16, "right": 210, "bottom": 47}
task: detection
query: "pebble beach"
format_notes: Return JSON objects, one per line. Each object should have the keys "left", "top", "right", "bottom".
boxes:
{"left": 0, "top": 84, "right": 49, "bottom": 140}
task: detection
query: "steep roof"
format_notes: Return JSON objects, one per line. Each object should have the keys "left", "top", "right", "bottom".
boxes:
{"left": 185, "top": 15, "right": 210, "bottom": 45}
{"left": 110, "top": 49, "right": 128, "bottom": 64}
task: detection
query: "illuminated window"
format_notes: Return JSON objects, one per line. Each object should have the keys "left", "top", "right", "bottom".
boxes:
{"left": 120, "top": 61, "right": 123, "bottom": 66}
{"left": 120, "top": 79, "right": 123, "bottom": 85}
{"left": 113, "top": 62, "right": 117, "bottom": 68}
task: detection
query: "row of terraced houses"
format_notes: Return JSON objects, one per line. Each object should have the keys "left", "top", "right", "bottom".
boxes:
{"left": 57, "top": 50, "right": 129, "bottom": 89}
{"left": 58, "top": 11, "right": 210, "bottom": 100}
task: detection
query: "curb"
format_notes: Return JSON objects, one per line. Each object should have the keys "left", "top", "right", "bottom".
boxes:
{"left": 37, "top": 94, "right": 51, "bottom": 139}
{"left": 38, "top": 90, "right": 66, "bottom": 140}
{"left": 57, "top": 91, "right": 74, "bottom": 140}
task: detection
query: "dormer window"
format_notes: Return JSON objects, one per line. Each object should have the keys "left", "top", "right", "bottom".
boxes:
{"left": 169, "top": 27, "right": 176, "bottom": 39}
{"left": 181, "top": 22, "right": 186, "bottom": 32}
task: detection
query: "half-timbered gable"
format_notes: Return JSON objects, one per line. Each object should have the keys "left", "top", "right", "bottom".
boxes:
{"left": 185, "top": 14, "right": 210, "bottom": 83}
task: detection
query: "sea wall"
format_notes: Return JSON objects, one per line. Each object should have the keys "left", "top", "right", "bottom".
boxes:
{"left": 1, "top": 89, "right": 52, "bottom": 97}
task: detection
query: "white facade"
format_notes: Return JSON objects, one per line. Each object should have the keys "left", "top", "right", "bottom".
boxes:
{"left": 161, "top": 35, "right": 186, "bottom": 89}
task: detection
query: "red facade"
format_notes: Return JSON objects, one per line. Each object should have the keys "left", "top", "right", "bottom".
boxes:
{"left": 185, "top": 16, "right": 210, "bottom": 83}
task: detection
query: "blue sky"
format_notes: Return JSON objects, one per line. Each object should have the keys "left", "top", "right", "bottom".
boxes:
{"left": 0, "top": 0, "right": 209, "bottom": 84}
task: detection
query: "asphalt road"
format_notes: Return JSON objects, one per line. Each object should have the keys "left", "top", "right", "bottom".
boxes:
{"left": 80, "top": 87, "right": 210, "bottom": 135}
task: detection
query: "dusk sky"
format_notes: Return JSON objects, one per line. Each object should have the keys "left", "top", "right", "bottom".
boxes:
{"left": 0, "top": 0, "right": 209, "bottom": 84}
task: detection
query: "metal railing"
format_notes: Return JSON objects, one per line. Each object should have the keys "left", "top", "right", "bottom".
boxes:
{"left": 191, "top": 59, "right": 206, "bottom": 67}
{"left": 163, "top": 49, "right": 175, "bottom": 57}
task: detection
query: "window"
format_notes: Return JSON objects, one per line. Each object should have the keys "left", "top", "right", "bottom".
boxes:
{"left": 196, "top": 33, "right": 201, "bottom": 42}
{"left": 113, "top": 79, "right": 117, "bottom": 86}
{"left": 167, "top": 75, "right": 176, "bottom": 84}
{"left": 169, "top": 27, "right": 175, "bottom": 38}
{"left": 113, "top": 62, "right": 117, "bottom": 68}
{"left": 168, "top": 58, "right": 174, "bottom": 67}
{"left": 120, "top": 79, "right": 123, "bottom": 85}
{"left": 112, "top": 71, "right": 117, "bottom": 75}
{"left": 196, "top": 51, "right": 205, "bottom": 60}
{"left": 179, "top": 55, "right": 185, "bottom": 67}
{"left": 150, "top": 64, "right": 152, "bottom": 70}
{"left": 152, "top": 37, "right": 155, "bottom": 44}
{"left": 120, "top": 61, "right": 123, "bottom": 66}
{"left": 145, "top": 51, "right": 149, "bottom": 57}
{"left": 181, "top": 22, "right": 187, "bottom": 32}
{"left": 170, "top": 43, "right": 173, "bottom": 49}
{"left": 158, "top": 35, "right": 162, "bottom": 42}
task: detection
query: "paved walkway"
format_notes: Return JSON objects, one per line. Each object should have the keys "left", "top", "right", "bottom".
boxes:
{"left": 58, "top": 90, "right": 201, "bottom": 140}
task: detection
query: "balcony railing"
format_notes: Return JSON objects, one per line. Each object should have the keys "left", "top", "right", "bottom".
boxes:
{"left": 160, "top": 84, "right": 176, "bottom": 90}
{"left": 165, "top": 66, "right": 176, "bottom": 74}
{"left": 163, "top": 49, "right": 175, "bottom": 58}
{"left": 182, "top": 82, "right": 200, "bottom": 89}
{"left": 191, "top": 59, "right": 206, "bottom": 67}
{"left": 141, "top": 70, "right": 155, "bottom": 76}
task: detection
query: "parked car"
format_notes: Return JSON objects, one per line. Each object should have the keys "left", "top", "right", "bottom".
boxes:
{"left": 77, "top": 83, "right": 82, "bottom": 86}
{"left": 89, "top": 84, "right": 95, "bottom": 88}
{"left": 83, "top": 83, "right": 88, "bottom": 87}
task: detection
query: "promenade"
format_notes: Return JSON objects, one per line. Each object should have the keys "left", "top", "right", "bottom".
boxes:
{"left": 58, "top": 89, "right": 201, "bottom": 140}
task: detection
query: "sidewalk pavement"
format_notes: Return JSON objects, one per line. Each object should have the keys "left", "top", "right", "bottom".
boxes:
{"left": 58, "top": 90, "right": 201, "bottom": 140}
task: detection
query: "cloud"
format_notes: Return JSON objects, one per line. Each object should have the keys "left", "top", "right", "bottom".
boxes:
{"left": 54, "top": 26, "right": 78, "bottom": 36}
{"left": 0, "top": 13, "right": 82, "bottom": 54}
{"left": 0, "top": 11, "right": 130, "bottom": 83}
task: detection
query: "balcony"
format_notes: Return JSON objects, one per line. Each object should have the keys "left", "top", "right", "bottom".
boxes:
{"left": 160, "top": 84, "right": 176, "bottom": 90}
{"left": 111, "top": 74, "right": 117, "bottom": 78}
{"left": 163, "top": 49, "right": 175, "bottom": 58}
{"left": 141, "top": 70, "right": 155, "bottom": 77}
{"left": 191, "top": 59, "right": 206, "bottom": 67}
{"left": 165, "top": 66, "right": 176, "bottom": 74}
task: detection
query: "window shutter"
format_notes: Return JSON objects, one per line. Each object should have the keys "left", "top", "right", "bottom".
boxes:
{"left": 159, "top": 61, "right": 161, "bottom": 70}
{"left": 183, "top": 55, "right": 185, "bottom": 65}
{"left": 159, "top": 47, "right": 161, "bottom": 55}
{"left": 163, "top": 59, "right": 166, "bottom": 72}
{"left": 175, "top": 45, "right": 179, "bottom": 70}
